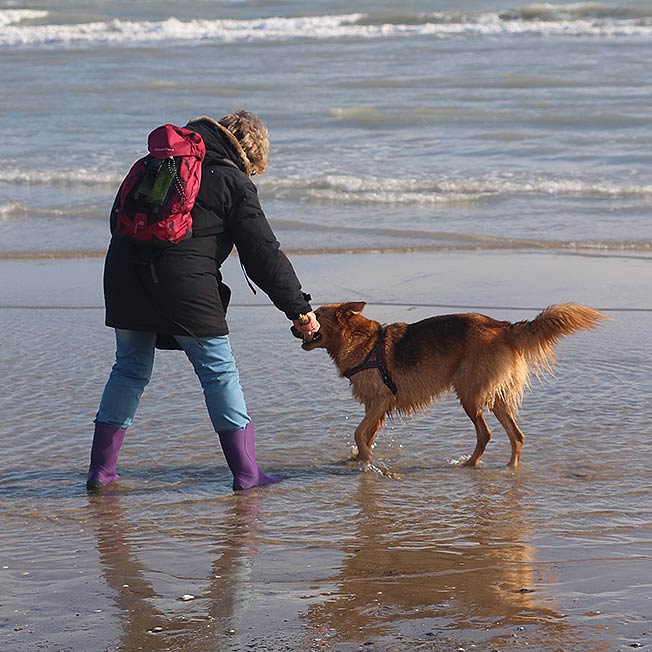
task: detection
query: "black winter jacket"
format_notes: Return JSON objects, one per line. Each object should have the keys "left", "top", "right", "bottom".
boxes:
{"left": 103, "top": 117, "right": 312, "bottom": 345}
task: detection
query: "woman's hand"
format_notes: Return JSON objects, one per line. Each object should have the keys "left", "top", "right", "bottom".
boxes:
{"left": 292, "top": 312, "right": 320, "bottom": 337}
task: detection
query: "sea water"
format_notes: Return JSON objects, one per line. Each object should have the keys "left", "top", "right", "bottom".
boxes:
{"left": 2, "top": 3, "right": 652, "bottom": 651}
{"left": 1, "top": 0, "right": 652, "bottom": 256}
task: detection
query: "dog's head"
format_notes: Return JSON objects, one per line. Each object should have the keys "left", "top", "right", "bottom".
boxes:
{"left": 291, "top": 301, "right": 367, "bottom": 352}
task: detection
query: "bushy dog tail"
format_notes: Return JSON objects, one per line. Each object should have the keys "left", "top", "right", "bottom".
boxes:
{"left": 509, "top": 304, "right": 607, "bottom": 378}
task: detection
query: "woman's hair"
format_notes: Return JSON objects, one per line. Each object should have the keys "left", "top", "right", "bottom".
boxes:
{"left": 219, "top": 111, "right": 270, "bottom": 176}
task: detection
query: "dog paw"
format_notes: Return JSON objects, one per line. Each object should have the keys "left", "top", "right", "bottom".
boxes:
{"left": 448, "top": 455, "right": 473, "bottom": 467}
{"left": 360, "top": 460, "right": 401, "bottom": 480}
{"left": 358, "top": 460, "right": 382, "bottom": 472}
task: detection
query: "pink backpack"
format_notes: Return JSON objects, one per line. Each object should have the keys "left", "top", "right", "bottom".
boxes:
{"left": 114, "top": 124, "right": 206, "bottom": 246}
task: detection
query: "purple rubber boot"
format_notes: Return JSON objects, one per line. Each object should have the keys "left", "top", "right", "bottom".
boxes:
{"left": 218, "top": 422, "right": 282, "bottom": 491}
{"left": 86, "top": 422, "right": 126, "bottom": 491}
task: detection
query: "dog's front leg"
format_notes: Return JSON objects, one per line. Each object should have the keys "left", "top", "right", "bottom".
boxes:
{"left": 462, "top": 405, "right": 493, "bottom": 467}
{"left": 353, "top": 406, "right": 387, "bottom": 463}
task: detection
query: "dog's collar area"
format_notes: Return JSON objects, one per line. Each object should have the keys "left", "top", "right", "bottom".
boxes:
{"left": 343, "top": 326, "right": 398, "bottom": 395}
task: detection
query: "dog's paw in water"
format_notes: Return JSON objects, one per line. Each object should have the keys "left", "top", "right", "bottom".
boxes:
{"left": 358, "top": 459, "right": 401, "bottom": 480}
{"left": 448, "top": 455, "right": 474, "bottom": 467}
{"left": 349, "top": 445, "right": 400, "bottom": 478}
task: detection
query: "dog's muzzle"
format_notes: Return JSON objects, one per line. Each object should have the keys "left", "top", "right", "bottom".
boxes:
{"left": 290, "top": 325, "right": 322, "bottom": 348}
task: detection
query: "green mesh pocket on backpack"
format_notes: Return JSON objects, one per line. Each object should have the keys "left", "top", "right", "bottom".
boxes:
{"left": 133, "top": 158, "right": 177, "bottom": 214}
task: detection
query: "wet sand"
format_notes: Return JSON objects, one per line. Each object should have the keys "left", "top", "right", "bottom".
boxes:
{"left": 1, "top": 249, "right": 651, "bottom": 652}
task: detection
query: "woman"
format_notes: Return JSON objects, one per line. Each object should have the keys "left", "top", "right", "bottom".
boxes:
{"left": 88, "top": 111, "right": 319, "bottom": 491}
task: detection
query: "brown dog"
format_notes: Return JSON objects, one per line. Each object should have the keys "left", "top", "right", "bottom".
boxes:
{"left": 296, "top": 302, "right": 606, "bottom": 467}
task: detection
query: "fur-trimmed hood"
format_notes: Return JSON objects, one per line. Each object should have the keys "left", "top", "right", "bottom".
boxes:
{"left": 186, "top": 116, "right": 253, "bottom": 177}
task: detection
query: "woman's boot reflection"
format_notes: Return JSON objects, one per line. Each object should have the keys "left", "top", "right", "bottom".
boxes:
{"left": 89, "top": 490, "right": 262, "bottom": 652}
{"left": 89, "top": 491, "right": 169, "bottom": 651}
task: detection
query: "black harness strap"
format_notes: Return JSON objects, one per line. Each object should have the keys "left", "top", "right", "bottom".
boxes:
{"left": 343, "top": 326, "right": 398, "bottom": 395}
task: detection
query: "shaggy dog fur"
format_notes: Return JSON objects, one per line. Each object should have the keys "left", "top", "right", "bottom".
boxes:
{"left": 296, "top": 302, "right": 606, "bottom": 467}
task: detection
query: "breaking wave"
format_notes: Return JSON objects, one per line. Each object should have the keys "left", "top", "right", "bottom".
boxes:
{"left": 3, "top": 4, "right": 652, "bottom": 49}
{"left": 3, "top": 164, "right": 652, "bottom": 204}
{"left": 0, "top": 167, "right": 122, "bottom": 186}
{"left": 0, "top": 9, "right": 48, "bottom": 28}
{"left": 0, "top": 202, "right": 97, "bottom": 219}
{"left": 0, "top": 202, "right": 28, "bottom": 219}
{"left": 262, "top": 173, "right": 652, "bottom": 205}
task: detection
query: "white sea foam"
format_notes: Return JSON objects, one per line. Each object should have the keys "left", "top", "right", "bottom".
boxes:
{"left": 263, "top": 173, "right": 652, "bottom": 205}
{"left": 0, "top": 167, "right": 122, "bottom": 186}
{"left": 0, "top": 9, "right": 48, "bottom": 28}
{"left": 3, "top": 9, "right": 652, "bottom": 49}
{"left": 4, "top": 164, "right": 652, "bottom": 203}
{"left": 0, "top": 14, "right": 364, "bottom": 48}
{"left": 0, "top": 202, "right": 96, "bottom": 219}
{"left": 0, "top": 202, "right": 27, "bottom": 219}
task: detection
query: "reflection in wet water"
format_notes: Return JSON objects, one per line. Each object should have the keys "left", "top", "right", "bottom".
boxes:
{"left": 79, "top": 469, "right": 619, "bottom": 652}
{"left": 304, "top": 473, "right": 614, "bottom": 651}
{"left": 2, "top": 254, "right": 652, "bottom": 651}
{"left": 89, "top": 489, "right": 285, "bottom": 652}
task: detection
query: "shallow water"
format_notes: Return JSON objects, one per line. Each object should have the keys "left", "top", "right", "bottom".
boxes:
{"left": 1, "top": 251, "right": 651, "bottom": 651}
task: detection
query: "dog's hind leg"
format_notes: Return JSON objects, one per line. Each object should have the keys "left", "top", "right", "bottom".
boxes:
{"left": 461, "top": 404, "right": 492, "bottom": 467}
{"left": 491, "top": 397, "right": 525, "bottom": 467}
{"left": 353, "top": 405, "right": 387, "bottom": 463}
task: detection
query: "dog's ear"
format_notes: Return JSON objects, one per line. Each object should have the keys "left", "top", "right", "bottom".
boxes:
{"left": 340, "top": 301, "right": 366, "bottom": 314}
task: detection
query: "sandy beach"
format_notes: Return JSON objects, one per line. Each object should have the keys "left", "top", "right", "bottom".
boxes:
{"left": 1, "top": 249, "right": 651, "bottom": 652}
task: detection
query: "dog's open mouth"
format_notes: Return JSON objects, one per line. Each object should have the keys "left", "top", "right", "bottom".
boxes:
{"left": 290, "top": 325, "right": 322, "bottom": 349}
{"left": 301, "top": 331, "right": 322, "bottom": 350}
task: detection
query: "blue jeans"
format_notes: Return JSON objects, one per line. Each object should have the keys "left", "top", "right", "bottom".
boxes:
{"left": 95, "top": 330, "right": 250, "bottom": 432}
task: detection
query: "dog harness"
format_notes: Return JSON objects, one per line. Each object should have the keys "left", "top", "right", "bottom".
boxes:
{"left": 343, "top": 326, "right": 398, "bottom": 395}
